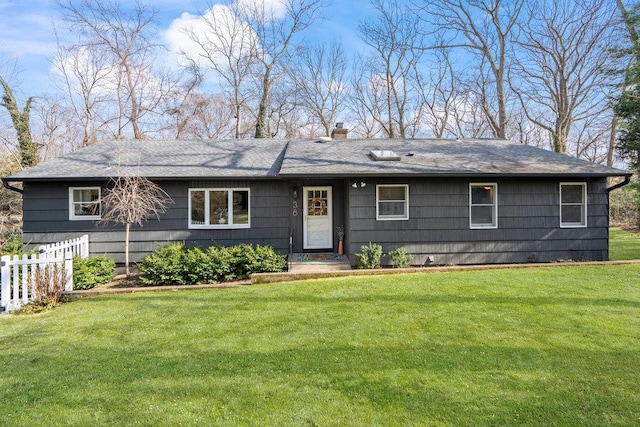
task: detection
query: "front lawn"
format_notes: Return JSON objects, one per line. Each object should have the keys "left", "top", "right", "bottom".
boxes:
{"left": 1, "top": 264, "right": 639, "bottom": 426}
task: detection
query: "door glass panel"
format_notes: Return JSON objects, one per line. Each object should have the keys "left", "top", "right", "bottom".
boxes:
{"left": 308, "top": 190, "right": 328, "bottom": 216}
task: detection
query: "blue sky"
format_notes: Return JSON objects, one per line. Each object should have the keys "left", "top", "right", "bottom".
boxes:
{"left": 0, "top": 0, "right": 372, "bottom": 97}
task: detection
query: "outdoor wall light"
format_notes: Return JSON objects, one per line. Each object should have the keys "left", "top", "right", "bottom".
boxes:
{"left": 351, "top": 181, "right": 367, "bottom": 188}
{"left": 292, "top": 187, "right": 298, "bottom": 199}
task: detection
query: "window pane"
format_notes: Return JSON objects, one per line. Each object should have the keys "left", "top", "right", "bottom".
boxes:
{"left": 562, "top": 205, "right": 584, "bottom": 224}
{"left": 190, "top": 191, "right": 205, "bottom": 224}
{"left": 471, "top": 206, "right": 494, "bottom": 225}
{"left": 471, "top": 186, "right": 494, "bottom": 205}
{"left": 561, "top": 185, "right": 584, "bottom": 203}
{"left": 379, "top": 201, "right": 406, "bottom": 217}
{"left": 209, "top": 190, "right": 228, "bottom": 225}
{"left": 379, "top": 186, "right": 405, "bottom": 201}
{"left": 232, "top": 190, "right": 249, "bottom": 225}
{"left": 73, "top": 188, "right": 100, "bottom": 217}
{"left": 74, "top": 188, "right": 99, "bottom": 202}
{"left": 75, "top": 202, "right": 99, "bottom": 216}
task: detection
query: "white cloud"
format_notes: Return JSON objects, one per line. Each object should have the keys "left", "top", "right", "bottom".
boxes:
{"left": 165, "top": 5, "right": 231, "bottom": 68}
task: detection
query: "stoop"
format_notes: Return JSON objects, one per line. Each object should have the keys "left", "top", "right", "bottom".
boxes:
{"left": 288, "top": 253, "right": 352, "bottom": 272}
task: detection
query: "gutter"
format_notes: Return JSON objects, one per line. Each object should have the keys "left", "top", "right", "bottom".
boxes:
{"left": 1, "top": 177, "right": 23, "bottom": 194}
{"left": 606, "top": 175, "right": 632, "bottom": 193}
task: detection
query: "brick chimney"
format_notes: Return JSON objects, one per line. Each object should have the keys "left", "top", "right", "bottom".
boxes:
{"left": 331, "top": 122, "right": 348, "bottom": 139}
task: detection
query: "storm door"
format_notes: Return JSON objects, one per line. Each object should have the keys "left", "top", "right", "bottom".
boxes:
{"left": 303, "top": 186, "right": 332, "bottom": 249}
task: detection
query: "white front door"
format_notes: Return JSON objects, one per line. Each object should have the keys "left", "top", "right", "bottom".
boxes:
{"left": 303, "top": 186, "right": 332, "bottom": 249}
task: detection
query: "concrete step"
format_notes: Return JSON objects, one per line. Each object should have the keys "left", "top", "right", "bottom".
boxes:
{"left": 288, "top": 253, "right": 352, "bottom": 272}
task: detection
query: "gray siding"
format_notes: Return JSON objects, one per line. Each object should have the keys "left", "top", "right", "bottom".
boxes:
{"left": 23, "top": 180, "right": 290, "bottom": 264}
{"left": 22, "top": 176, "right": 611, "bottom": 266}
{"left": 347, "top": 177, "right": 609, "bottom": 265}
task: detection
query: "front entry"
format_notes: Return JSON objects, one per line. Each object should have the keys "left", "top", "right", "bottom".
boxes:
{"left": 303, "top": 186, "right": 332, "bottom": 249}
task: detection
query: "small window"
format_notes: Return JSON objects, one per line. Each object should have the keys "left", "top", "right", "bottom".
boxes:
{"left": 560, "top": 183, "right": 587, "bottom": 228}
{"left": 189, "top": 188, "right": 250, "bottom": 228}
{"left": 470, "top": 183, "right": 497, "bottom": 229}
{"left": 377, "top": 184, "right": 409, "bottom": 220}
{"left": 69, "top": 187, "right": 101, "bottom": 220}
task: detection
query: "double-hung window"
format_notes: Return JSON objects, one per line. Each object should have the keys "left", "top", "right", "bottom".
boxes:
{"left": 69, "top": 187, "right": 101, "bottom": 220}
{"left": 560, "top": 183, "right": 587, "bottom": 228}
{"left": 189, "top": 188, "right": 250, "bottom": 228}
{"left": 376, "top": 184, "right": 409, "bottom": 220}
{"left": 470, "top": 183, "right": 497, "bottom": 229}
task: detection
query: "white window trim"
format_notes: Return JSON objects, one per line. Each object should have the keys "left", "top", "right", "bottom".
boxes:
{"left": 188, "top": 188, "right": 251, "bottom": 229}
{"left": 469, "top": 183, "right": 498, "bottom": 229}
{"left": 69, "top": 187, "right": 101, "bottom": 221}
{"left": 560, "top": 182, "right": 587, "bottom": 228}
{"left": 376, "top": 184, "right": 409, "bottom": 221}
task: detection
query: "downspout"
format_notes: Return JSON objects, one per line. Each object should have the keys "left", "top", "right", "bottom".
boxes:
{"left": 606, "top": 175, "right": 631, "bottom": 193}
{"left": 1, "top": 177, "right": 23, "bottom": 194}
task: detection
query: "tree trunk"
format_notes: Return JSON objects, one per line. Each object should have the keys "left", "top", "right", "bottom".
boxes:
{"left": 125, "top": 222, "right": 131, "bottom": 278}
{"left": 255, "top": 75, "right": 271, "bottom": 138}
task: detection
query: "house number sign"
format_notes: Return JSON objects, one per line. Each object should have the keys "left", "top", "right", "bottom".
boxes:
{"left": 292, "top": 200, "right": 298, "bottom": 216}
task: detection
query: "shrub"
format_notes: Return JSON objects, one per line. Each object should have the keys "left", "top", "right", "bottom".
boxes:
{"left": 183, "top": 247, "right": 214, "bottom": 285}
{"left": 224, "top": 243, "right": 286, "bottom": 280}
{"left": 207, "top": 246, "right": 234, "bottom": 281}
{"left": 17, "top": 263, "right": 66, "bottom": 314}
{"left": 354, "top": 242, "right": 383, "bottom": 269}
{"left": 610, "top": 181, "right": 639, "bottom": 228}
{"left": 247, "top": 244, "right": 287, "bottom": 275}
{"left": 138, "top": 243, "right": 287, "bottom": 285}
{"left": 0, "top": 230, "right": 23, "bottom": 256}
{"left": 138, "top": 243, "right": 188, "bottom": 286}
{"left": 388, "top": 247, "right": 412, "bottom": 268}
{"left": 73, "top": 256, "right": 116, "bottom": 290}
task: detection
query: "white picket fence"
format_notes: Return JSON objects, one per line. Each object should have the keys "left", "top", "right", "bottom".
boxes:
{"left": 38, "top": 234, "right": 89, "bottom": 259}
{"left": 0, "top": 235, "right": 89, "bottom": 312}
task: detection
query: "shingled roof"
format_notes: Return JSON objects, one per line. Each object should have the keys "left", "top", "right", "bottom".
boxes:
{"left": 9, "top": 139, "right": 289, "bottom": 180}
{"left": 7, "top": 137, "right": 630, "bottom": 181}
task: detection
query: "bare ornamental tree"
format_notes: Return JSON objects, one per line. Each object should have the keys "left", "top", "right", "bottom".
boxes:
{"left": 99, "top": 175, "right": 172, "bottom": 278}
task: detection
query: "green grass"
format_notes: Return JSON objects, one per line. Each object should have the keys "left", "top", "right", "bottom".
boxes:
{"left": 610, "top": 227, "right": 640, "bottom": 260}
{"left": 1, "top": 265, "right": 640, "bottom": 426}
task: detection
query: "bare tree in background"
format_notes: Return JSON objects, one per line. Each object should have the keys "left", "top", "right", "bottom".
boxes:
{"left": 53, "top": 33, "right": 112, "bottom": 147}
{"left": 359, "top": 0, "right": 424, "bottom": 138}
{"left": 415, "top": 48, "right": 457, "bottom": 138}
{"left": 32, "top": 96, "right": 82, "bottom": 160}
{"left": 58, "top": 0, "right": 164, "bottom": 139}
{"left": 347, "top": 56, "right": 386, "bottom": 138}
{"left": 421, "top": 0, "right": 524, "bottom": 139}
{"left": 100, "top": 174, "right": 172, "bottom": 278}
{"left": 238, "top": 0, "right": 325, "bottom": 138}
{"left": 290, "top": 40, "right": 347, "bottom": 137}
{"left": 182, "top": 5, "right": 257, "bottom": 139}
{"left": 510, "top": 0, "right": 616, "bottom": 154}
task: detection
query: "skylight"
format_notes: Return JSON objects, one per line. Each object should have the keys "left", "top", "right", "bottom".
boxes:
{"left": 370, "top": 150, "right": 401, "bottom": 161}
